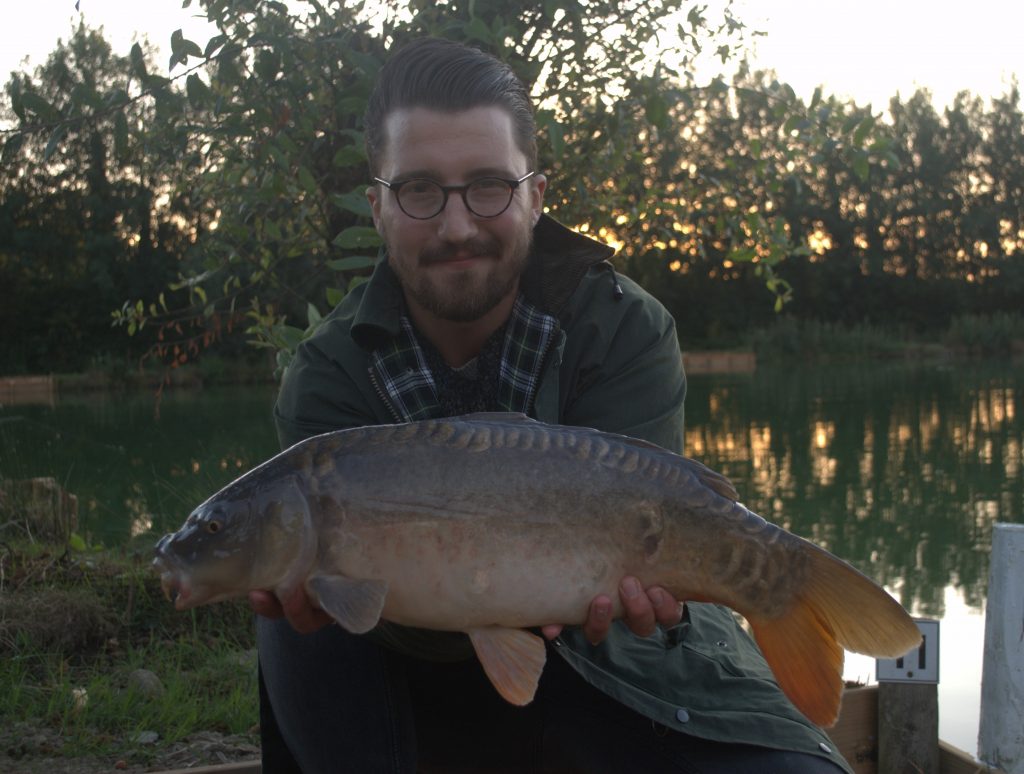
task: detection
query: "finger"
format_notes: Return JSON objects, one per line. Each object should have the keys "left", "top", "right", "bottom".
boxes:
{"left": 248, "top": 590, "right": 285, "bottom": 620}
{"left": 620, "top": 577, "right": 656, "bottom": 637}
{"left": 541, "top": 624, "right": 563, "bottom": 640}
{"left": 281, "top": 586, "right": 332, "bottom": 635}
{"left": 582, "top": 595, "right": 613, "bottom": 645}
{"left": 647, "top": 586, "right": 685, "bottom": 628}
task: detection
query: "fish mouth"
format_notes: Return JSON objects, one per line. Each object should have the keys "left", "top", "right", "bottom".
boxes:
{"left": 152, "top": 540, "right": 194, "bottom": 610}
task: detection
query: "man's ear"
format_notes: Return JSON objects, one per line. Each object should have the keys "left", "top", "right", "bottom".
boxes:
{"left": 366, "top": 183, "right": 383, "bottom": 233}
{"left": 530, "top": 174, "right": 547, "bottom": 225}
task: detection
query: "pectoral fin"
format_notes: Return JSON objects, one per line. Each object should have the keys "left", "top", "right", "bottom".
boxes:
{"left": 307, "top": 575, "right": 388, "bottom": 634}
{"left": 467, "top": 627, "right": 547, "bottom": 706}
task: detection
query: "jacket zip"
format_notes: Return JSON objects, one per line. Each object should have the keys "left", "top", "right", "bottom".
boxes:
{"left": 367, "top": 365, "right": 404, "bottom": 423}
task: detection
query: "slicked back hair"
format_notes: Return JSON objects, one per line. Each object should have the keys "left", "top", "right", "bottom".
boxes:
{"left": 364, "top": 37, "right": 538, "bottom": 177}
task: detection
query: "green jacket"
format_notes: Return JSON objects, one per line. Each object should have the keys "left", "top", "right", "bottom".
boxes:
{"left": 274, "top": 215, "right": 851, "bottom": 771}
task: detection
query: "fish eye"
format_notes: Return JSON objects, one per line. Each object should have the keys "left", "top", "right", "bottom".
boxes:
{"left": 206, "top": 520, "right": 222, "bottom": 534}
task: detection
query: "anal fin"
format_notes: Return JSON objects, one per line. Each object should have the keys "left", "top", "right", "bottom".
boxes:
{"left": 467, "top": 627, "right": 546, "bottom": 706}
{"left": 307, "top": 574, "right": 388, "bottom": 634}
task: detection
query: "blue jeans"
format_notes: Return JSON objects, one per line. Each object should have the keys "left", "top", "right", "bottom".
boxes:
{"left": 257, "top": 618, "right": 845, "bottom": 773}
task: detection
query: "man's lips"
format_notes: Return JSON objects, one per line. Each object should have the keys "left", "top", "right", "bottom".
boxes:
{"left": 423, "top": 254, "right": 491, "bottom": 268}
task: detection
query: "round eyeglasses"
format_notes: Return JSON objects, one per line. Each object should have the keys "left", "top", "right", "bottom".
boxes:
{"left": 373, "top": 171, "right": 536, "bottom": 219}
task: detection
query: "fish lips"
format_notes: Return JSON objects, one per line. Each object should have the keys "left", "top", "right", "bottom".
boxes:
{"left": 152, "top": 537, "right": 193, "bottom": 610}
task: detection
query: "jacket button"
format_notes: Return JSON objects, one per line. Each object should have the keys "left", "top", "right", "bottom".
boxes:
{"left": 675, "top": 708, "right": 690, "bottom": 723}
{"left": 819, "top": 742, "right": 832, "bottom": 754}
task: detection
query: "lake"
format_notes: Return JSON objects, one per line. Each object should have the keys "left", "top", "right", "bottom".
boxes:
{"left": 2, "top": 358, "right": 1021, "bottom": 756}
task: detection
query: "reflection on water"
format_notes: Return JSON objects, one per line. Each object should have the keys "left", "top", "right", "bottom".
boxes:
{"left": 684, "top": 360, "right": 1022, "bottom": 755}
{"left": 685, "top": 361, "right": 1023, "bottom": 618}
{"left": 0, "top": 387, "right": 280, "bottom": 544}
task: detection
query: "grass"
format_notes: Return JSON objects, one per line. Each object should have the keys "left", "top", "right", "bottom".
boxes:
{"left": 945, "top": 312, "right": 1024, "bottom": 356}
{"left": 0, "top": 539, "right": 258, "bottom": 769}
{"left": 743, "top": 316, "right": 1021, "bottom": 362}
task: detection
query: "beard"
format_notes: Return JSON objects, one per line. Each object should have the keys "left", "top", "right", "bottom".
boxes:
{"left": 384, "top": 219, "right": 534, "bottom": 323}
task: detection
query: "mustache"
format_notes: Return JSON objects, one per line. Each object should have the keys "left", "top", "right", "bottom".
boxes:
{"left": 419, "top": 238, "right": 501, "bottom": 264}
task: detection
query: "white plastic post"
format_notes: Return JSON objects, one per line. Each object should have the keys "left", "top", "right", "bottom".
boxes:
{"left": 979, "top": 522, "right": 1024, "bottom": 773}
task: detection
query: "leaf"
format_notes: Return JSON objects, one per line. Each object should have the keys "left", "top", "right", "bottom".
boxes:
{"left": 1, "top": 132, "right": 24, "bottom": 164}
{"left": 537, "top": 110, "right": 564, "bottom": 161}
{"left": 130, "top": 42, "right": 148, "bottom": 81}
{"left": 69, "top": 533, "right": 87, "bottom": 552}
{"left": 327, "top": 255, "right": 376, "bottom": 272}
{"left": 346, "top": 50, "right": 381, "bottom": 77}
{"left": 204, "top": 34, "right": 227, "bottom": 57}
{"left": 853, "top": 116, "right": 875, "bottom": 148}
{"left": 645, "top": 94, "right": 669, "bottom": 130}
{"left": 186, "top": 73, "right": 211, "bottom": 108}
{"left": 256, "top": 49, "right": 281, "bottom": 82}
{"left": 114, "top": 112, "right": 129, "bottom": 158}
{"left": 348, "top": 275, "right": 370, "bottom": 293}
{"left": 326, "top": 287, "right": 346, "bottom": 307}
{"left": 464, "top": 16, "right": 492, "bottom": 44}
{"left": 306, "top": 302, "right": 322, "bottom": 328}
{"left": 20, "top": 92, "right": 60, "bottom": 122}
{"left": 333, "top": 146, "right": 365, "bottom": 167}
{"left": 331, "top": 189, "right": 371, "bottom": 217}
{"left": 275, "top": 349, "right": 293, "bottom": 376}
{"left": 44, "top": 124, "right": 68, "bottom": 161}
{"left": 332, "top": 226, "right": 381, "bottom": 250}
{"left": 852, "top": 152, "right": 870, "bottom": 181}
{"left": 170, "top": 29, "right": 204, "bottom": 68}
{"left": 279, "top": 325, "right": 305, "bottom": 351}
{"left": 297, "top": 165, "right": 318, "bottom": 194}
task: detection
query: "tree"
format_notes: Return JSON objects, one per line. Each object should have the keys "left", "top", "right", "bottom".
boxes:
{"left": 0, "top": 25, "right": 189, "bottom": 372}
{"left": 2, "top": 1, "right": 925, "bottom": 371}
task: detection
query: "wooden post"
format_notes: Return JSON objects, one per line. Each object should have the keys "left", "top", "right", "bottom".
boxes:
{"left": 877, "top": 682, "right": 939, "bottom": 774}
{"left": 979, "top": 523, "right": 1024, "bottom": 774}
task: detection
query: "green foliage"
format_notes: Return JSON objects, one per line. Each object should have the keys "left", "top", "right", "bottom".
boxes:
{"left": 945, "top": 312, "right": 1024, "bottom": 356}
{"left": 2, "top": 3, "right": 1023, "bottom": 372}
{"left": 749, "top": 317, "right": 910, "bottom": 361}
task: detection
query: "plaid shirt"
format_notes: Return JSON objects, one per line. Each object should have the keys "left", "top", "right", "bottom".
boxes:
{"left": 369, "top": 295, "right": 558, "bottom": 422}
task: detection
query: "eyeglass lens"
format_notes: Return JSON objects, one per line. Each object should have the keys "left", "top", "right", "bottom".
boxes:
{"left": 399, "top": 178, "right": 513, "bottom": 218}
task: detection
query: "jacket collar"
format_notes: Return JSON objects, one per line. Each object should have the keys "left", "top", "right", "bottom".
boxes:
{"left": 350, "top": 214, "right": 614, "bottom": 350}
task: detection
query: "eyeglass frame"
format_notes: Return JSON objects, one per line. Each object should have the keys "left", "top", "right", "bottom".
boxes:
{"left": 372, "top": 171, "right": 537, "bottom": 220}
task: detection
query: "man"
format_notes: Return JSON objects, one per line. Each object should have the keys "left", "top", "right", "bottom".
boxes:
{"left": 252, "top": 37, "right": 850, "bottom": 773}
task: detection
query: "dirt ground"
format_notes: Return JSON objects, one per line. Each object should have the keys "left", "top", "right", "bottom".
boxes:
{"left": 0, "top": 721, "right": 260, "bottom": 773}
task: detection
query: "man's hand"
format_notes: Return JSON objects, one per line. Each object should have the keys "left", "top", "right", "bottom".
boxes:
{"left": 541, "top": 576, "right": 685, "bottom": 644}
{"left": 249, "top": 586, "right": 333, "bottom": 634}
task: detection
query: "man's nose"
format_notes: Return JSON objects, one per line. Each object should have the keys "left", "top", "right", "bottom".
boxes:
{"left": 436, "top": 192, "right": 478, "bottom": 243}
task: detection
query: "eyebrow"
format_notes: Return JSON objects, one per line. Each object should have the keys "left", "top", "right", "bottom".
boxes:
{"left": 389, "top": 166, "right": 522, "bottom": 182}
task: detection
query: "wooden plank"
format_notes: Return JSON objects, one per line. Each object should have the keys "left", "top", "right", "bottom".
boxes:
{"left": 155, "top": 761, "right": 260, "bottom": 774}
{"left": 878, "top": 682, "right": 939, "bottom": 774}
{"left": 0, "top": 374, "right": 56, "bottom": 407}
{"left": 940, "top": 740, "right": 1009, "bottom": 774}
{"left": 682, "top": 350, "right": 756, "bottom": 375}
{"left": 828, "top": 685, "right": 879, "bottom": 774}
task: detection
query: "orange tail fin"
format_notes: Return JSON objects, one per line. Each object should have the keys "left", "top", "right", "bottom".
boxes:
{"left": 748, "top": 544, "right": 922, "bottom": 727}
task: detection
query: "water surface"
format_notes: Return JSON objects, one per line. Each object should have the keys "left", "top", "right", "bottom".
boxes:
{"left": 2, "top": 359, "right": 1021, "bottom": 754}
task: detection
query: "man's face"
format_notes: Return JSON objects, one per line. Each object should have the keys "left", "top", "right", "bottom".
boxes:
{"left": 367, "top": 106, "right": 546, "bottom": 324}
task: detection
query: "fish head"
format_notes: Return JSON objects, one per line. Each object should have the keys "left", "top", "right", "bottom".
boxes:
{"left": 153, "top": 474, "right": 314, "bottom": 610}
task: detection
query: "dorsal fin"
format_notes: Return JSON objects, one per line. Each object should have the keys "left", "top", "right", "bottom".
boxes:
{"left": 679, "top": 457, "right": 740, "bottom": 502}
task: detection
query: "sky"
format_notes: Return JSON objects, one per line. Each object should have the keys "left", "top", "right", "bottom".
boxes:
{"left": 0, "top": 0, "right": 1020, "bottom": 114}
